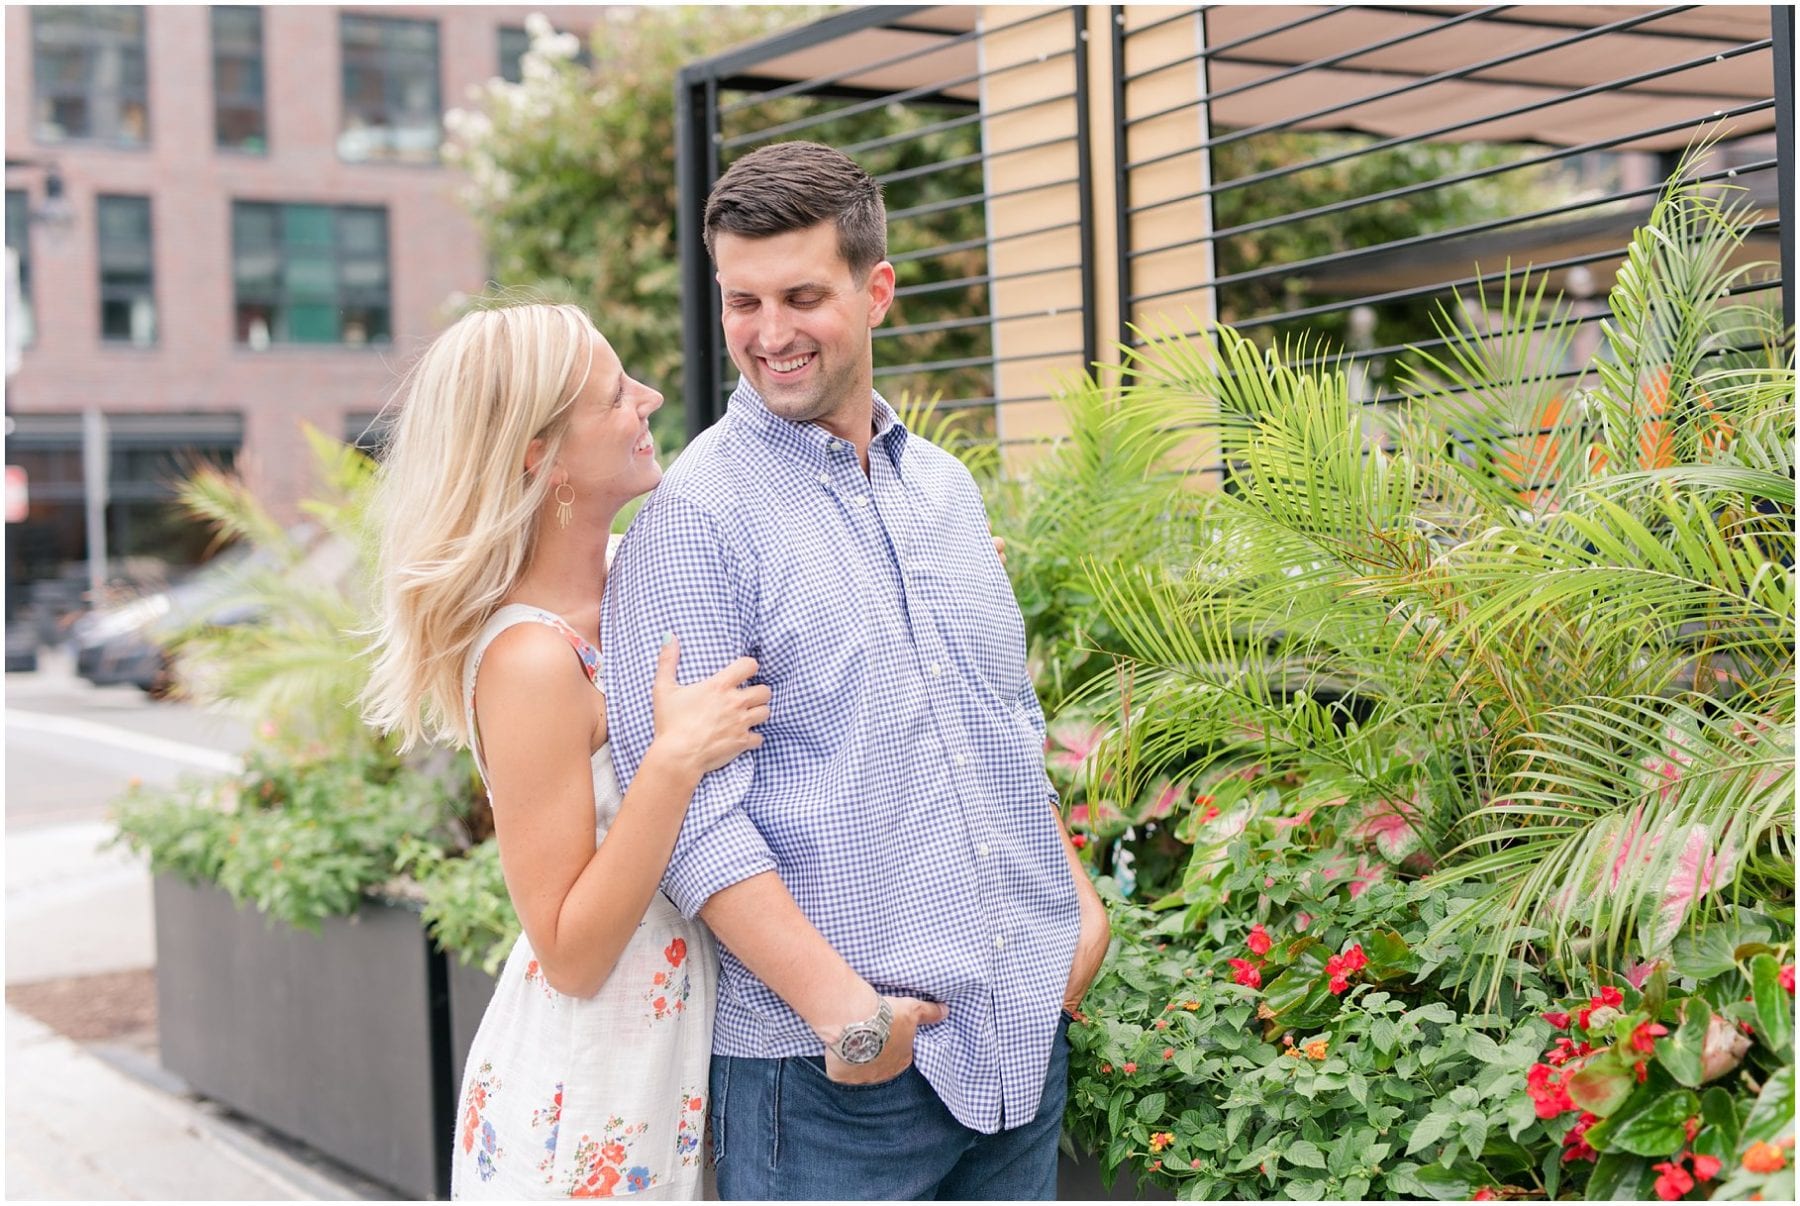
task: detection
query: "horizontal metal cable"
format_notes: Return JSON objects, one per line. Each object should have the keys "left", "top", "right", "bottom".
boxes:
{"left": 875, "top": 129, "right": 1075, "bottom": 190}
{"left": 1202, "top": 228, "right": 1783, "bottom": 335}
{"left": 1125, "top": 4, "right": 1503, "bottom": 106}
{"left": 888, "top": 217, "right": 1079, "bottom": 266}
{"left": 839, "top": 89, "right": 1076, "bottom": 157}
{"left": 877, "top": 302, "right": 1076, "bottom": 342}
{"left": 1127, "top": 159, "right": 1778, "bottom": 297}
{"left": 895, "top": 260, "right": 1083, "bottom": 300}
{"left": 717, "top": 4, "right": 1068, "bottom": 116}
{"left": 1120, "top": 5, "right": 1344, "bottom": 89}
{"left": 722, "top": 44, "right": 1076, "bottom": 150}
{"left": 873, "top": 344, "right": 1086, "bottom": 380}
{"left": 888, "top": 174, "right": 1080, "bottom": 225}
{"left": 1128, "top": 5, "right": 1705, "bottom": 173}
{"left": 1193, "top": 100, "right": 1775, "bottom": 244}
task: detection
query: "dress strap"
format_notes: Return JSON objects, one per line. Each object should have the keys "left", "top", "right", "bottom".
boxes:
{"left": 462, "top": 604, "right": 605, "bottom": 785}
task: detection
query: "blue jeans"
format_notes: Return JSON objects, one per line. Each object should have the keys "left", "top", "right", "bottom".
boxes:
{"left": 710, "top": 1015, "right": 1070, "bottom": 1200}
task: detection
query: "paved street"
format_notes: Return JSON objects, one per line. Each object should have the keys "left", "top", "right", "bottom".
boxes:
{"left": 4, "top": 647, "right": 378, "bottom": 1200}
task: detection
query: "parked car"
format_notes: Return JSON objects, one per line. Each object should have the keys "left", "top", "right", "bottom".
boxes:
{"left": 69, "top": 548, "right": 263, "bottom": 693}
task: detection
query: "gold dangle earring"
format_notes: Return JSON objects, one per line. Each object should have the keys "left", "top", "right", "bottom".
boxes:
{"left": 555, "top": 482, "right": 575, "bottom": 530}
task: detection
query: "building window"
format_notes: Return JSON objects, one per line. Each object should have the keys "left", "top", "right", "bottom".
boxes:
{"left": 339, "top": 15, "right": 440, "bottom": 164}
{"left": 6, "top": 191, "right": 33, "bottom": 347}
{"left": 31, "top": 6, "right": 149, "bottom": 146}
{"left": 97, "top": 195, "right": 157, "bottom": 346}
{"left": 498, "top": 26, "right": 530, "bottom": 84}
{"left": 213, "top": 6, "right": 267, "bottom": 152}
{"left": 232, "top": 202, "right": 391, "bottom": 346}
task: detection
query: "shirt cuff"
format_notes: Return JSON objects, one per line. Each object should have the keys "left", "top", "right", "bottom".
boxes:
{"left": 663, "top": 809, "right": 780, "bottom": 920}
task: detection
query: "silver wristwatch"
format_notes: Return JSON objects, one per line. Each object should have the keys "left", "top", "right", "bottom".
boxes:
{"left": 828, "top": 997, "right": 893, "bottom": 1065}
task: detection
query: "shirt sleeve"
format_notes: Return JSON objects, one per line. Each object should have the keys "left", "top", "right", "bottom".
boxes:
{"left": 602, "top": 489, "right": 778, "bottom": 917}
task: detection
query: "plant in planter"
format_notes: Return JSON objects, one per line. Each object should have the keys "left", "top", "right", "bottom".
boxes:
{"left": 1047, "top": 150, "right": 1794, "bottom": 1199}
{"left": 1072, "top": 150, "right": 1792, "bottom": 998}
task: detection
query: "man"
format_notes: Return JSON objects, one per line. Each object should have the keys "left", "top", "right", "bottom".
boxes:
{"left": 603, "top": 140, "right": 1108, "bottom": 1200}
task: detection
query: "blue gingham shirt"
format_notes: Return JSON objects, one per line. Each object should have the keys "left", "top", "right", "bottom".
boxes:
{"left": 602, "top": 382, "right": 1080, "bottom": 1134}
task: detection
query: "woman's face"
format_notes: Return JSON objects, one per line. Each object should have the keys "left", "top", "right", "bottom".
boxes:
{"left": 553, "top": 331, "right": 665, "bottom": 510}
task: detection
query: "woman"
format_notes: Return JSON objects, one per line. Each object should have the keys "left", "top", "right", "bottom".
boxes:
{"left": 362, "top": 303, "right": 768, "bottom": 1199}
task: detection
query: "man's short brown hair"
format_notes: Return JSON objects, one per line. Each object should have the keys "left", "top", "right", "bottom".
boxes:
{"left": 703, "top": 141, "right": 887, "bottom": 281}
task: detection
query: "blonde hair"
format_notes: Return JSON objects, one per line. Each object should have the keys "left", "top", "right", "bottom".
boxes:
{"left": 361, "top": 302, "right": 597, "bottom": 751}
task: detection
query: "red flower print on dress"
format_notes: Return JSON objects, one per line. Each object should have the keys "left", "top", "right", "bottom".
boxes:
{"left": 664, "top": 938, "right": 687, "bottom": 968}
{"left": 459, "top": 1062, "right": 504, "bottom": 1181}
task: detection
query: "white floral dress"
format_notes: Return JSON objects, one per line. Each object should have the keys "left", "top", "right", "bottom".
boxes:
{"left": 452, "top": 604, "right": 717, "bottom": 1200}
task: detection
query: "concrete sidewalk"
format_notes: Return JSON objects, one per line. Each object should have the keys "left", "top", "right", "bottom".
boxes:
{"left": 6, "top": 1005, "right": 367, "bottom": 1200}
{"left": 4, "top": 731, "right": 384, "bottom": 1199}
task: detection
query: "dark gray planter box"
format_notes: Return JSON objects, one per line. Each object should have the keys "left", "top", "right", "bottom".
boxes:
{"left": 445, "top": 955, "right": 498, "bottom": 1097}
{"left": 1058, "top": 1150, "right": 1175, "bottom": 1201}
{"left": 152, "top": 875, "right": 452, "bottom": 1200}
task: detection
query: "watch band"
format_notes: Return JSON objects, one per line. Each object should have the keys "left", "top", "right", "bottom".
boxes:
{"left": 829, "top": 996, "right": 893, "bottom": 1065}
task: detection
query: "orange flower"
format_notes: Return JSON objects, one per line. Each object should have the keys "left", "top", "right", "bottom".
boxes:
{"left": 1304, "top": 1039, "right": 1329, "bottom": 1061}
{"left": 1742, "top": 1142, "right": 1787, "bottom": 1174}
{"left": 689, "top": 1096, "right": 704, "bottom": 1111}
{"left": 654, "top": 972, "right": 667, "bottom": 986}
{"left": 601, "top": 1142, "right": 627, "bottom": 1166}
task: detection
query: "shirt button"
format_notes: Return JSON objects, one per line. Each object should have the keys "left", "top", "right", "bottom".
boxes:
{"left": 993, "top": 935, "right": 1005, "bottom": 950}
{"left": 953, "top": 753, "right": 968, "bottom": 767}
{"left": 928, "top": 662, "right": 943, "bottom": 677}
{"left": 853, "top": 496, "right": 870, "bottom": 507}
{"left": 976, "top": 843, "right": 989, "bottom": 857}
{"left": 817, "top": 473, "right": 830, "bottom": 485}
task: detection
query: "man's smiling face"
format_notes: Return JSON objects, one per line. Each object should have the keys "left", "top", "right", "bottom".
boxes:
{"left": 714, "top": 221, "right": 894, "bottom": 432}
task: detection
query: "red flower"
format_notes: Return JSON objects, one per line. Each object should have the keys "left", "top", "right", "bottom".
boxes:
{"left": 1631, "top": 1021, "right": 1670, "bottom": 1055}
{"left": 1070, "top": 834, "right": 1087, "bottom": 849}
{"left": 689, "top": 1096, "right": 704, "bottom": 1111}
{"left": 1100, "top": 1063, "right": 1112, "bottom": 1074}
{"left": 1247, "top": 924, "right": 1273, "bottom": 955}
{"left": 1227, "top": 958, "right": 1263, "bottom": 989}
{"left": 1198, "top": 804, "right": 1221, "bottom": 824}
{"left": 1690, "top": 1154, "right": 1722, "bottom": 1183}
{"left": 1781, "top": 964, "right": 1795, "bottom": 995}
{"left": 1561, "top": 1112, "right": 1599, "bottom": 1164}
{"left": 1321, "top": 944, "right": 1368, "bottom": 995}
{"left": 1162, "top": 1047, "right": 1175, "bottom": 1060}
{"left": 1543, "top": 1011, "right": 1572, "bottom": 1030}
{"left": 665, "top": 937, "right": 687, "bottom": 967}
{"left": 1545, "top": 1037, "right": 1594, "bottom": 1068}
{"left": 1651, "top": 1159, "right": 1694, "bottom": 1201}
{"left": 1576, "top": 986, "right": 1625, "bottom": 1029}
{"left": 1473, "top": 1190, "right": 1496, "bottom": 1202}
{"left": 1328, "top": 974, "right": 1351, "bottom": 994}
{"left": 1683, "top": 1117, "right": 1700, "bottom": 1143}
{"left": 1123, "top": 1061, "right": 1137, "bottom": 1074}
{"left": 1526, "top": 1063, "right": 1574, "bottom": 1119}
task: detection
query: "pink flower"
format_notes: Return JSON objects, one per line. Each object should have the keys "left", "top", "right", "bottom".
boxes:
{"left": 1780, "top": 964, "right": 1795, "bottom": 995}
{"left": 1527, "top": 1063, "right": 1574, "bottom": 1119}
{"left": 1226, "top": 958, "right": 1263, "bottom": 989}
{"left": 1561, "top": 1112, "right": 1599, "bottom": 1163}
{"left": 1624, "top": 959, "right": 1662, "bottom": 990}
{"left": 1576, "top": 987, "right": 1624, "bottom": 1030}
{"left": 1348, "top": 856, "right": 1386, "bottom": 898}
{"left": 1543, "top": 1011, "right": 1572, "bottom": 1030}
{"left": 1349, "top": 795, "right": 1426, "bottom": 864}
{"left": 1630, "top": 1021, "right": 1669, "bottom": 1055}
{"left": 1145, "top": 782, "right": 1184, "bottom": 820}
{"left": 1650, "top": 1158, "right": 1694, "bottom": 1201}
{"left": 1690, "top": 1153, "right": 1721, "bottom": 1182}
{"left": 1247, "top": 924, "right": 1273, "bottom": 956}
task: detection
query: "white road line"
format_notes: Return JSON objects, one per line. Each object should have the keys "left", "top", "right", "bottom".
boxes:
{"left": 4, "top": 710, "right": 243, "bottom": 775}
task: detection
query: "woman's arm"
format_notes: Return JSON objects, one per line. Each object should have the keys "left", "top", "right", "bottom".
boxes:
{"left": 476, "top": 628, "right": 764, "bottom": 997}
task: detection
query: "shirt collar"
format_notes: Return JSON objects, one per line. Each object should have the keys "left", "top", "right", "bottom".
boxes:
{"left": 726, "top": 380, "right": 910, "bottom": 472}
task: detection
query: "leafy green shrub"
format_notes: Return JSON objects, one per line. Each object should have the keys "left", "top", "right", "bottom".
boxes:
{"left": 397, "top": 837, "right": 520, "bottom": 975}
{"left": 1512, "top": 925, "right": 1794, "bottom": 1202}
{"left": 1066, "top": 808, "right": 1558, "bottom": 1200}
{"left": 112, "top": 751, "right": 454, "bottom": 931}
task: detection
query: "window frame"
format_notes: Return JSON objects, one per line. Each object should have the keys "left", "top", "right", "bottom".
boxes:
{"left": 95, "top": 193, "right": 157, "bottom": 347}
{"left": 30, "top": 6, "right": 150, "bottom": 147}
{"left": 211, "top": 5, "right": 268, "bottom": 154}
{"left": 337, "top": 13, "right": 442, "bottom": 166}
{"left": 230, "top": 200, "right": 393, "bottom": 348}
{"left": 7, "top": 190, "right": 34, "bottom": 348}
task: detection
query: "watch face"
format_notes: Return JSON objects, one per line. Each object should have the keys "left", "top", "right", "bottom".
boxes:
{"left": 838, "top": 1024, "right": 885, "bottom": 1064}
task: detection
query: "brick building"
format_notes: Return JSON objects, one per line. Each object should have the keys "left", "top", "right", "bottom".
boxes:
{"left": 4, "top": 4, "right": 600, "bottom": 598}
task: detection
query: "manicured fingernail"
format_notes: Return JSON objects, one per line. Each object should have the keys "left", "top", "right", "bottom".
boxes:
{"left": 661, "top": 632, "right": 674, "bottom": 646}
